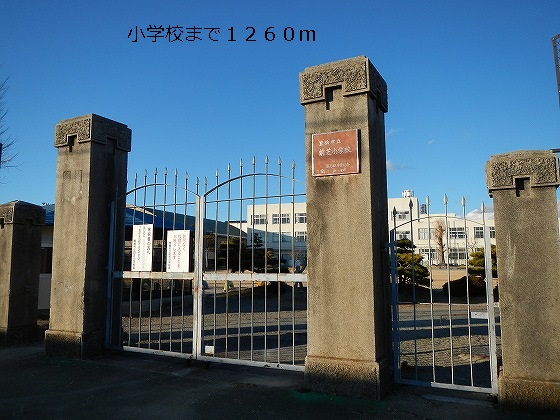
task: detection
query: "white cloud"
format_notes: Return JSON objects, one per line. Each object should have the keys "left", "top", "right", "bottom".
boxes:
{"left": 466, "top": 204, "right": 494, "bottom": 221}
{"left": 386, "top": 160, "right": 394, "bottom": 171}
{"left": 386, "top": 128, "right": 403, "bottom": 137}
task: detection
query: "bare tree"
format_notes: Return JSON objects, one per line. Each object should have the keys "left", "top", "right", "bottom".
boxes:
{"left": 465, "top": 235, "right": 479, "bottom": 255}
{"left": 0, "top": 74, "right": 18, "bottom": 171}
{"left": 433, "top": 219, "right": 446, "bottom": 266}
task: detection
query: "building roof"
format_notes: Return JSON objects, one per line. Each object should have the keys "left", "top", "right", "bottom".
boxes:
{"left": 42, "top": 204, "right": 240, "bottom": 236}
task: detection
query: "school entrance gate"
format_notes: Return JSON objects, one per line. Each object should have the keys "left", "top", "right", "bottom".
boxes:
{"left": 389, "top": 196, "right": 500, "bottom": 394}
{"left": 106, "top": 159, "right": 308, "bottom": 371}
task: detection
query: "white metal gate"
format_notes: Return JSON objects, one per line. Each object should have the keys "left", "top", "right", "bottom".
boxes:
{"left": 107, "top": 158, "right": 308, "bottom": 371}
{"left": 389, "top": 195, "right": 500, "bottom": 393}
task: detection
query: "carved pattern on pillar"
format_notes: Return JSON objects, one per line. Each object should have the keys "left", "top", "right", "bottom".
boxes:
{"left": 299, "top": 56, "right": 388, "bottom": 111}
{"left": 54, "top": 114, "right": 131, "bottom": 151}
{"left": 54, "top": 117, "right": 91, "bottom": 147}
{"left": 0, "top": 207, "right": 13, "bottom": 223}
{"left": 486, "top": 151, "right": 559, "bottom": 192}
{"left": 0, "top": 202, "right": 45, "bottom": 225}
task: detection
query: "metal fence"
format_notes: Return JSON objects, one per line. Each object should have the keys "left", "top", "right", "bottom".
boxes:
{"left": 108, "top": 158, "right": 308, "bottom": 371}
{"left": 389, "top": 196, "right": 500, "bottom": 393}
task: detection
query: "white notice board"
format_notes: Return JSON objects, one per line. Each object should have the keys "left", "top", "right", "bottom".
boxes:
{"left": 166, "top": 230, "right": 191, "bottom": 272}
{"left": 131, "top": 224, "right": 153, "bottom": 271}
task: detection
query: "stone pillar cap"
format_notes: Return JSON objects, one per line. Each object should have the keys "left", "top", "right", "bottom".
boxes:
{"left": 54, "top": 113, "right": 131, "bottom": 152}
{"left": 485, "top": 149, "right": 560, "bottom": 194}
{"left": 299, "top": 55, "right": 388, "bottom": 111}
{"left": 0, "top": 201, "right": 46, "bottom": 225}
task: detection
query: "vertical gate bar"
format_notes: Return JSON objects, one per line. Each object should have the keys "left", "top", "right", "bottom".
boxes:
{"left": 444, "top": 194, "right": 455, "bottom": 384}
{"left": 170, "top": 170, "right": 177, "bottom": 351}
{"left": 159, "top": 169, "right": 167, "bottom": 350}
{"left": 277, "top": 157, "right": 282, "bottom": 363}
{"left": 147, "top": 169, "right": 156, "bottom": 349}
{"left": 183, "top": 172, "right": 188, "bottom": 230}
{"left": 138, "top": 279, "right": 142, "bottom": 344}
{"left": 462, "top": 197, "right": 475, "bottom": 386}
{"left": 158, "top": 278, "right": 163, "bottom": 350}
{"left": 291, "top": 161, "right": 296, "bottom": 364}
{"left": 127, "top": 279, "right": 132, "bottom": 347}
{"left": 390, "top": 209, "right": 401, "bottom": 382}
{"left": 139, "top": 170, "right": 147, "bottom": 347}
{"left": 238, "top": 159, "right": 243, "bottom": 359}
{"left": 204, "top": 176, "right": 212, "bottom": 356}
{"left": 115, "top": 183, "right": 125, "bottom": 346}
{"left": 483, "top": 203, "right": 499, "bottom": 393}
{"left": 128, "top": 174, "right": 138, "bottom": 347}
{"left": 153, "top": 169, "right": 159, "bottom": 350}
{"left": 264, "top": 156, "right": 269, "bottom": 361}
{"left": 142, "top": 170, "right": 147, "bottom": 224}
{"left": 181, "top": 172, "right": 188, "bottom": 353}
{"left": 225, "top": 163, "right": 231, "bottom": 357}
{"left": 250, "top": 157, "right": 256, "bottom": 361}
{"left": 409, "top": 199, "right": 418, "bottom": 380}
{"left": 181, "top": 280, "right": 185, "bottom": 352}
{"left": 193, "top": 194, "right": 205, "bottom": 359}
{"left": 426, "top": 196, "right": 436, "bottom": 382}
{"left": 173, "top": 169, "right": 178, "bottom": 228}
{"left": 105, "top": 190, "right": 117, "bottom": 346}
{"left": 212, "top": 173, "right": 218, "bottom": 352}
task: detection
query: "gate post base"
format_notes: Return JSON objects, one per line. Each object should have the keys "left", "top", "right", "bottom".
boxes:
{"left": 499, "top": 375, "right": 560, "bottom": 411}
{"left": 45, "top": 330, "right": 103, "bottom": 359}
{"left": 304, "top": 355, "right": 390, "bottom": 399}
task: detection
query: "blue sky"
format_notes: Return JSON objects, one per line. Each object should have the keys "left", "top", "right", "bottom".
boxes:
{"left": 0, "top": 0, "right": 559, "bottom": 215}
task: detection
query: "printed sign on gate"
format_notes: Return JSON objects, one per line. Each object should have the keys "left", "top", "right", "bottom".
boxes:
{"left": 166, "top": 230, "right": 191, "bottom": 272}
{"left": 131, "top": 224, "right": 153, "bottom": 271}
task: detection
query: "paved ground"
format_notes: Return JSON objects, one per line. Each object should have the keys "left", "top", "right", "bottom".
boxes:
{"left": 0, "top": 342, "right": 557, "bottom": 420}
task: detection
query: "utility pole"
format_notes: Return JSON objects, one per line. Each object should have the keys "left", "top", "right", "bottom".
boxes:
{"left": 553, "top": 34, "right": 560, "bottom": 107}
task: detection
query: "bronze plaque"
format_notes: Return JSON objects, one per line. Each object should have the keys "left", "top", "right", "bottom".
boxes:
{"left": 312, "top": 129, "right": 359, "bottom": 177}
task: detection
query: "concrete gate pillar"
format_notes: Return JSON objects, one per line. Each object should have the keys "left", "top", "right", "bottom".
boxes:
{"left": 299, "top": 56, "right": 391, "bottom": 398}
{"left": 486, "top": 150, "right": 560, "bottom": 409}
{"left": 0, "top": 201, "right": 45, "bottom": 346}
{"left": 45, "top": 114, "right": 131, "bottom": 358}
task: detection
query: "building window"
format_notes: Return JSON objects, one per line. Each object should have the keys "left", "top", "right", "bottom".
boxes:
{"left": 272, "top": 233, "right": 291, "bottom": 242}
{"left": 448, "top": 227, "right": 466, "bottom": 239}
{"left": 395, "top": 211, "right": 410, "bottom": 221}
{"left": 251, "top": 214, "right": 267, "bottom": 225}
{"left": 419, "top": 204, "right": 427, "bottom": 215}
{"left": 419, "top": 248, "right": 437, "bottom": 260}
{"left": 489, "top": 227, "right": 495, "bottom": 238}
{"left": 295, "top": 212, "right": 307, "bottom": 224}
{"left": 40, "top": 247, "right": 53, "bottom": 274}
{"left": 272, "top": 213, "right": 290, "bottom": 224}
{"left": 473, "top": 226, "right": 484, "bottom": 239}
{"left": 396, "top": 230, "right": 410, "bottom": 240}
{"left": 449, "top": 248, "right": 467, "bottom": 260}
{"left": 418, "top": 228, "right": 433, "bottom": 240}
{"left": 295, "top": 231, "right": 307, "bottom": 242}
{"left": 251, "top": 232, "right": 265, "bottom": 245}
